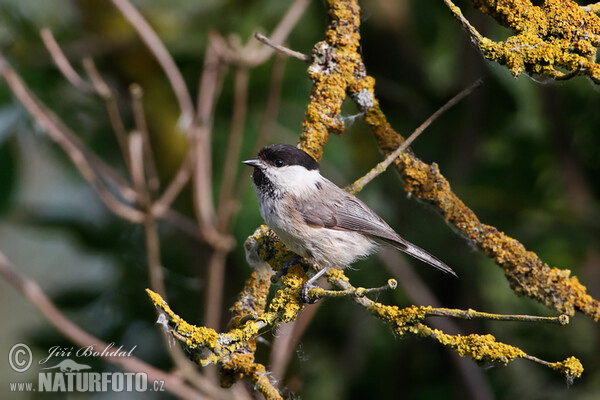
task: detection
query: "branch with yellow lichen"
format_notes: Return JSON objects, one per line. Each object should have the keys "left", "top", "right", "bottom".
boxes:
{"left": 146, "top": 223, "right": 582, "bottom": 391}
{"left": 443, "top": 0, "right": 600, "bottom": 82}
{"left": 142, "top": 0, "right": 598, "bottom": 393}
{"left": 292, "top": 0, "right": 600, "bottom": 321}
{"left": 147, "top": 270, "right": 582, "bottom": 387}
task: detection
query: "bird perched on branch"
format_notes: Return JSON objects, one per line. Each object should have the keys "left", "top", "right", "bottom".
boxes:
{"left": 244, "top": 144, "right": 455, "bottom": 300}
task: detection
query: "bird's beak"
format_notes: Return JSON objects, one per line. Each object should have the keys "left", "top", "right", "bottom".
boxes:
{"left": 243, "top": 159, "right": 263, "bottom": 168}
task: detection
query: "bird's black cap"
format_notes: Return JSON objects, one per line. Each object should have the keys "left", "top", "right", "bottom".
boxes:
{"left": 258, "top": 144, "right": 319, "bottom": 171}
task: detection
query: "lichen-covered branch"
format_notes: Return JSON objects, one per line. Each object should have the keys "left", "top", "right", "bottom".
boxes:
{"left": 444, "top": 0, "right": 600, "bottom": 82}
{"left": 140, "top": 0, "right": 598, "bottom": 394}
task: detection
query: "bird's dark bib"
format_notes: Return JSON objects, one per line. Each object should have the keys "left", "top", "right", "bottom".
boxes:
{"left": 253, "top": 168, "right": 282, "bottom": 199}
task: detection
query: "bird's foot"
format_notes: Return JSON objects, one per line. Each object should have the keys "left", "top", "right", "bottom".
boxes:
{"left": 299, "top": 267, "right": 329, "bottom": 304}
{"left": 272, "top": 255, "right": 311, "bottom": 283}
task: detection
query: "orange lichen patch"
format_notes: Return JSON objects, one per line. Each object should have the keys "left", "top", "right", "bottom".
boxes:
{"left": 360, "top": 100, "right": 600, "bottom": 321}
{"left": 367, "top": 303, "right": 431, "bottom": 336}
{"left": 549, "top": 356, "right": 584, "bottom": 380}
{"left": 427, "top": 328, "right": 527, "bottom": 365}
{"left": 251, "top": 225, "right": 290, "bottom": 272}
{"left": 467, "top": 0, "right": 600, "bottom": 81}
{"left": 145, "top": 289, "right": 220, "bottom": 350}
{"left": 222, "top": 357, "right": 282, "bottom": 400}
{"left": 299, "top": 0, "right": 363, "bottom": 161}
{"left": 228, "top": 271, "right": 271, "bottom": 329}
{"left": 266, "top": 264, "right": 306, "bottom": 323}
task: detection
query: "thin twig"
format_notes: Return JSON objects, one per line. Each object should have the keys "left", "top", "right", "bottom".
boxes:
{"left": 250, "top": 0, "right": 311, "bottom": 64}
{"left": 110, "top": 0, "right": 195, "bottom": 128}
{"left": 0, "top": 53, "right": 145, "bottom": 223}
{"left": 442, "top": 0, "right": 484, "bottom": 44}
{"left": 39, "top": 28, "right": 93, "bottom": 93}
{"left": 234, "top": 52, "right": 287, "bottom": 203}
{"left": 304, "top": 279, "right": 397, "bottom": 303}
{"left": 217, "top": 66, "right": 249, "bottom": 232}
{"left": 130, "top": 132, "right": 167, "bottom": 297}
{"left": 203, "top": 249, "right": 228, "bottom": 330}
{"left": 379, "top": 249, "right": 494, "bottom": 400}
{"left": 0, "top": 252, "right": 205, "bottom": 399}
{"left": 129, "top": 134, "right": 224, "bottom": 395}
{"left": 253, "top": 32, "right": 310, "bottom": 63}
{"left": 152, "top": 152, "right": 194, "bottom": 218}
{"left": 82, "top": 57, "right": 133, "bottom": 174}
{"left": 347, "top": 79, "right": 483, "bottom": 194}
{"left": 130, "top": 83, "right": 160, "bottom": 193}
{"left": 425, "top": 308, "right": 570, "bottom": 325}
{"left": 192, "top": 39, "right": 223, "bottom": 231}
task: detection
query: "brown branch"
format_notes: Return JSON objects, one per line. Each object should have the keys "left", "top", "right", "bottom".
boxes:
{"left": 234, "top": 52, "right": 288, "bottom": 203}
{"left": 379, "top": 249, "right": 494, "bottom": 400}
{"left": 192, "top": 38, "right": 223, "bottom": 230}
{"left": 216, "top": 66, "right": 249, "bottom": 232}
{"left": 82, "top": 57, "right": 133, "bottom": 174}
{"left": 347, "top": 79, "right": 483, "bottom": 194}
{"left": 129, "top": 132, "right": 167, "bottom": 297}
{"left": 152, "top": 152, "right": 194, "bottom": 218}
{"left": 249, "top": 0, "right": 311, "bottom": 65}
{"left": 130, "top": 83, "right": 160, "bottom": 194}
{"left": 39, "top": 28, "right": 93, "bottom": 93}
{"left": 203, "top": 249, "right": 228, "bottom": 330}
{"left": 0, "top": 251, "right": 205, "bottom": 399}
{"left": 0, "top": 53, "right": 145, "bottom": 223}
{"left": 110, "top": 0, "right": 195, "bottom": 127}
{"left": 253, "top": 32, "right": 310, "bottom": 63}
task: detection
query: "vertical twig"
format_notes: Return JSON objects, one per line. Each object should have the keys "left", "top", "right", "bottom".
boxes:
{"left": 0, "top": 54, "right": 144, "bottom": 222}
{"left": 250, "top": 0, "right": 311, "bottom": 64}
{"left": 110, "top": 0, "right": 195, "bottom": 128}
{"left": 216, "top": 66, "right": 249, "bottom": 231}
{"left": 130, "top": 83, "right": 161, "bottom": 194}
{"left": 378, "top": 249, "right": 494, "bottom": 400}
{"left": 192, "top": 38, "right": 224, "bottom": 230}
{"left": 129, "top": 132, "right": 167, "bottom": 297}
{"left": 82, "top": 57, "right": 133, "bottom": 175}
{"left": 40, "top": 28, "right": 93, "bottom": 93}
{"left": 0, "top": 252, "right": 205, "bottom": 399}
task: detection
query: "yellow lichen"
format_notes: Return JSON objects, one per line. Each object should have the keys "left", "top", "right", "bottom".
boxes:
{"left": 549, "top": 356, "right": 584, "bottom": 379}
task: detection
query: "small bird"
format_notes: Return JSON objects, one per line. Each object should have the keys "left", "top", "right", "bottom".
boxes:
{"left": 244, "top": 144, "right": 456, "bottom": 292}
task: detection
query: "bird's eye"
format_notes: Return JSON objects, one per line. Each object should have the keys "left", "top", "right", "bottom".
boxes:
{"left": 275, "top": 159, "right": 284, "bottom": 167}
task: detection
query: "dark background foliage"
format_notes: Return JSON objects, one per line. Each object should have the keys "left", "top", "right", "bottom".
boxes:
{"left": 0, "top": 0, "right": 599, "bottom": 399}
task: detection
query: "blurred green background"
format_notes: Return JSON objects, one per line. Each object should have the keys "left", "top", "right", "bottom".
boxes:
{"left": 1, "top": 0, "right": 599, "bottom": 399}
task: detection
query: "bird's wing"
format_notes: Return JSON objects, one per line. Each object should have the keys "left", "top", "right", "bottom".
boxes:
{"left": 293, "top": 180, "right": 457, "bottom": 276}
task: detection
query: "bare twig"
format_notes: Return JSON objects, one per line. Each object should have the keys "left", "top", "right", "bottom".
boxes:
{"left": 235, "top": 52, "right": 287, "bottom": 203}
{"left": 0, "top": 54, "right": 145, "bottom": 223}
{"left": 442, "top": 0, "right": 484, "bottom": 44}
{"left": 83, "top": 57, "right": 133, "bottom": 173}
{"left": 250, "top": 0, "right": 311, "bottom": 64}
{"left": 40, "top": 28, "right": 93, "bottom": 93}
{"left": 152, "top": 152, "right": 194, "bottom": 218}
{"left": 347, "top": 79, "right": 483, "bottom": 194}
{"left": 110, "top": 0, "right": 195, "bottom": 128}
{"left": 217, "top": 66, "right": 249, "bottom": 231}
{"left": 130, "top": 132, "right": 167, "bottom": 297}
{"left": 379, "top": 249, "right": 494, "bottom": 400}
{"left": 0, "top": 251, "right": 205, "bottom": 399}
{"left": 192, "top": 39, "right": 223, "bottom": 230}
{"left": 253, "top": 32, "right": 310, "bottom": 63}
{"left": 130, "top": 83, "right": 160, "bottom": 193}
{"left": 203, "top": 249, "right": 228, "bottom": 329}
{"left": 426, "top": 308, "right": 569, "bottom": 325}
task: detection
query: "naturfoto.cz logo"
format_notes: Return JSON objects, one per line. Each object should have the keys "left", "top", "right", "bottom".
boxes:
{"left": 8, "top": 343, "right": 164, "bottom": 394}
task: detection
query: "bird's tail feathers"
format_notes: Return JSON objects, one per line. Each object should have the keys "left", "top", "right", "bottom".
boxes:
{"left": 385, "top": 237, "right": 457, "bottom": 277}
